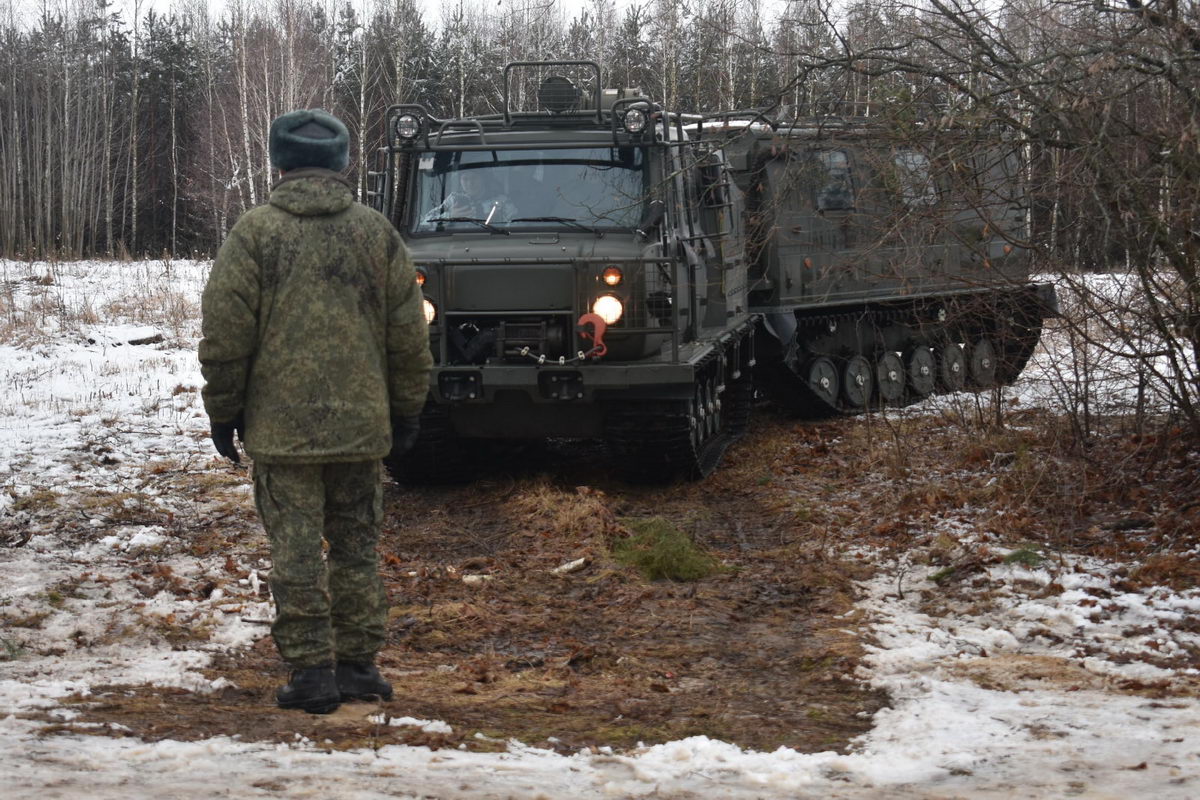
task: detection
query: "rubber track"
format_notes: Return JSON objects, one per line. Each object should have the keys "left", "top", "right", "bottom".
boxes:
{"left": 757, "top": 293, "right": 1045, "bottom": 419}
{"left": 606, "top": 400, "right": 706, "bottom": 482}
{"left": 722, "top": 379, "right": 754, "bottom": 437}
{"left": 606, "top": 363, "right": 753, "bottom": 483}
{"left": 385, "top": 406, "right": 467, "bottom": 485}
{"left": 995, "top": 318, "right": 1043, "bottom": 385}
{"left": 756, "top": 358, "right": 845, "bottom": 418}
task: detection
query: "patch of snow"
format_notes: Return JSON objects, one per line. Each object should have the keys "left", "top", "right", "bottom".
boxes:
{"left": 369, "top": 715, "right": 454, "bottom": 734}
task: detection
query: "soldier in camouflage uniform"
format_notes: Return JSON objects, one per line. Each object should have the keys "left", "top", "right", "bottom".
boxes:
{"left": 199, "top": 109, "right": 433, "bottom": 714}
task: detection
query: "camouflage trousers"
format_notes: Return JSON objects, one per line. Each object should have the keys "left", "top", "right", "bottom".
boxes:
{"left": 253, "top": 460, "right": 387, "bottom": 668}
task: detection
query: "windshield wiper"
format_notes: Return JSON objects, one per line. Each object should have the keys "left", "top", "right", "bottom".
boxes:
{"left": 511, "top": 217, "right": 599, "bottom": 234}
{"left": 425, "top": 217, "right": 510, "bottom": 235}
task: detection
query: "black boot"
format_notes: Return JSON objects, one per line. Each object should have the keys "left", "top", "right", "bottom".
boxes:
{"left": 336, "top": 661, "right": 394, "bottom": 701}
{"left": 276, "top": 664, "right": 340, "bottom": 714}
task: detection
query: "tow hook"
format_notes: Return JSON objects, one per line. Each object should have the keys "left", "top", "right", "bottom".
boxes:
{"left": 576, "top": 313, "right": 608, "bottom": 358}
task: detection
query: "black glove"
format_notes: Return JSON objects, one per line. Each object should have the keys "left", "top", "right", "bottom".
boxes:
{"left": 211, "top": 412, "right": 245, "bottom": 464}
{"left": 390, "top": 415, "right": 421, "bottom": 458}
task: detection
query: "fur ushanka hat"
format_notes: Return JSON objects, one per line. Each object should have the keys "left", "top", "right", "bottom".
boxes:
{"left": 269, "top": 109, "right": 350, "bottom": 172}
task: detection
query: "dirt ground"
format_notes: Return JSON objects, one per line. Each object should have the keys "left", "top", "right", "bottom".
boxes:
{"left": 30, "top": 399, "right": 1200, "bottom": 755}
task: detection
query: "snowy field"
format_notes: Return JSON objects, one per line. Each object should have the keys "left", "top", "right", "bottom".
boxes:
{"left": 1, "top": 259, "right": 1199, "bottom": 798}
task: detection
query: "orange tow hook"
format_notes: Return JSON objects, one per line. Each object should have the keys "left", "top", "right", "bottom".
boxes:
{"left": 576, "top": 312, "right": 608, "bottom": 358}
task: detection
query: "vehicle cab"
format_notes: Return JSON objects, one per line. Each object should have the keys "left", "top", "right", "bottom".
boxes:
{"left": 369, "top": 61, "right": 756, "bottom": 482}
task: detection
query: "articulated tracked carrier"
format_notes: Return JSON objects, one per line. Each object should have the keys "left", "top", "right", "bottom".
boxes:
{"left": 369, "top": 60, "right": 1056, "bottom": 482}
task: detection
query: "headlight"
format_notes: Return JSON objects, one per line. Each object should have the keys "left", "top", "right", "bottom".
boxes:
{"left": 415, "top": 269, "right": 426, "bottom": 287}
{"left": 423, "top": 298, "right": 437, "bottom": 324}
{"left": 592, "top": 295, "right": 623, "bottom": 325}
{"left": 602, "top": 266, "right": 623, "bottom": 286}
{"left": 623, "top": 107, "right": 647, "bottom": 134}
{"left": 395, "top": 113, "right": 421, "bottom": 140}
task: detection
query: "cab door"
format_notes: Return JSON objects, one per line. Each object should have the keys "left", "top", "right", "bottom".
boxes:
{"left": 771, "top": 147, "right": 862, "bottom": 304}
{"left": 695, "top": 149, "right": 748, "bottom": 328}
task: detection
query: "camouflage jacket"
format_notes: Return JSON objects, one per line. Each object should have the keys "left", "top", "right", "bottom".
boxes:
{"left": 199, "top": 168, "right": 432, "bottom": 463}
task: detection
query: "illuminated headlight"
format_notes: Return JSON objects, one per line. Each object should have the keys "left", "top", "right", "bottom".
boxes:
{"left": 602, "top": 266, "right": 623, "bottom": 286}
{"left": 395, "top": 113, "right": 421, "bottom": 140}
{"left": 592, "top": 295, "right": 623, "bottom": 324}
{"left": 415, "top": 268, "right": 426, "bottom": 287}
{"left": 623, "top": 107, "right": 647, "bottom": 134}
{"left": 423, "top": 298, "right": 437, "bottom": 324}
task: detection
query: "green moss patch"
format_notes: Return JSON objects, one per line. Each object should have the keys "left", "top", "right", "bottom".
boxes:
{"left": 613, "top": 517, "right": 722, "bottom": 582}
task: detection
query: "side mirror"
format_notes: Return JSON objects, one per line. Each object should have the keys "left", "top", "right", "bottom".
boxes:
{"left": 636, "top": 200, "right": 666, "bottom": 240}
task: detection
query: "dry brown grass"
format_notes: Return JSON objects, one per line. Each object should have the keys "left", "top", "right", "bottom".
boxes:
{"left": 1, "top": 259, "right": 205, "bottom": 350}
{"left": 504, "top": 481, "right": 626, "bottom": 545}
{"left": 1128, "top": 554, "right": 1200, "bottom": 591}
{"left": 100, "top": 288, "right": 198, "bottom": 340}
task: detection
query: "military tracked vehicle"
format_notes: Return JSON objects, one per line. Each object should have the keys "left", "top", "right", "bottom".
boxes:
{"left": 369, "top": 60, "right": 1056, "bottom": 483}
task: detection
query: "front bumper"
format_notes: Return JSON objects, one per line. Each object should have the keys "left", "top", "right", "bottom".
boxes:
{"left": 432, "top": 360, "right": 698, "bottom": 405}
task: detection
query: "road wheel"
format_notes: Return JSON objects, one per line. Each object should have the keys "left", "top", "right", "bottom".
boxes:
{"left": 968, "top": 337, "right": 998, "bottom": 388}
{"left": 938, "top": 342, "right": 966, "bottom": 392}
{"left": 876, "top": 352, "right": 905, "bottom": 405}
{"left": 842, "top": 355, "right": 874, "bottom": 410}
{"left": 906, "top": 346, "right": 936, "bottom": 397}
{"left": 807, "top": 356, "right": 840, "bottom": 410}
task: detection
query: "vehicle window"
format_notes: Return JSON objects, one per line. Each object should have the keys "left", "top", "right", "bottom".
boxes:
{"left": 771, "top": 150, "right": 855, "bottom": 213}
{"left": 894, "top": 150, "right": 938, "bottom": 206}
{"left": 975, "top": 147, "right": 1023, "bottom": 208}
{"left": 409, "top": 147, "right": 646, "bottom": 233}
{"left": 815, "top": 150, "right": 854, "bottom": 211}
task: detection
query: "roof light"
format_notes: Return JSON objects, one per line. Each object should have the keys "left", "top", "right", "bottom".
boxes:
{"left": 623, "top": 107, "right": 647, "bottom": 134}
{"left": 539, "top": 76, "right": 580, "bottom": 113}
{"left": 395, "top": 113, "right": 421, "bottom": 140}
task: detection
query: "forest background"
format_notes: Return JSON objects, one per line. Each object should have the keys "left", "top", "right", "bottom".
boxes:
{"left": 4, "top": 0, "right": 794, "bottom": 259}
{"left": 1, "top": 0, "right": 1195, "bottom": 268}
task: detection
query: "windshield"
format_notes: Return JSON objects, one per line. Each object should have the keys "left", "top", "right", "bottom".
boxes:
{"left": 409, "top": 146, "right": 647, "bottom": 233}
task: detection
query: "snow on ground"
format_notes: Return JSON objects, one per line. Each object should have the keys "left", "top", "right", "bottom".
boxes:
{"left": 2, "top": 260, "right": 1198, "bottom": 798}
{"left": 0, "top": 258, "right": 274, "bottom": 717}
